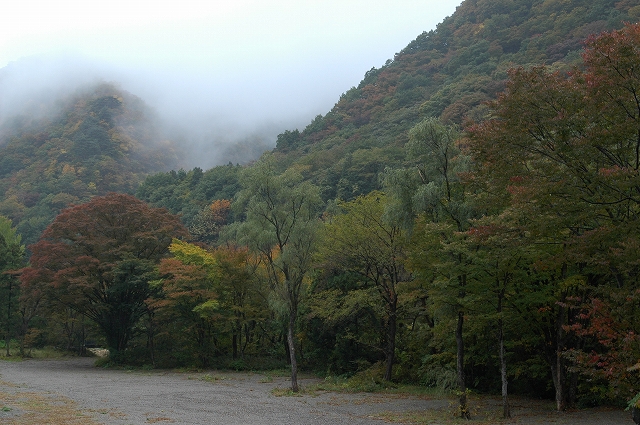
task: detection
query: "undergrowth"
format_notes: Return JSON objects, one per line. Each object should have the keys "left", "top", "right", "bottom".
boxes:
{"left": 311, "top": 364, "right": 444, "bottom": 397}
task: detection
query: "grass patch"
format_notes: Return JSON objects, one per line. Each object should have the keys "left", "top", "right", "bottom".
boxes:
{"left": 93, "top": 356, "right": 153, "bottom": 371}
{"left": 310, "top": 364, "right": 443, "bottom": 397}
{"left": 0, "top": 346, "right": 72, "bottom": 362}
{"left": 199, "top": 373, "right": 224, "bottom": 382}
{"left": 0, "top": 389, "right": 101, "bottom": 425}
{"left": 0, "top": 356, "right": 23, "bottom": 363}
{"left": 313, "top": 375, "right": 444, "bottom": 396}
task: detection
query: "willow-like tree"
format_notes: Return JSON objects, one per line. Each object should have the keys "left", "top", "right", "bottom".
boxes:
{"left": 21, "top": 193, "right": 187, "bottom": 359}
{"left": 229, "top": 156, "right": 323, "bottom": 392}
{"left": 385, "top": 117, "right": 473, "bottom": 418}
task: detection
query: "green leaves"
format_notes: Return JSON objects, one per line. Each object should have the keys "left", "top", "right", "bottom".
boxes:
{"left": 230, "top": 154, "right": 324, "bottom": 390}
{"left": 22, "top": 193, "right": 187, "bottom": 353}
{"left": 232, "top": 155, "right": 323, "bottom": 273}
{"left": 466, "top": 23, "right": 640, "bottom": 404}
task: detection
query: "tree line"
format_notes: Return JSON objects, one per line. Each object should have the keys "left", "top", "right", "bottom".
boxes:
{"left": 2, "top": 24, "right": 640, "bottom": 419}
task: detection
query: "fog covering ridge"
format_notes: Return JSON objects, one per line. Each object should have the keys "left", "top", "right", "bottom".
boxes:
{"left": 0, "top": 52, "right": 338, "bottom": 169}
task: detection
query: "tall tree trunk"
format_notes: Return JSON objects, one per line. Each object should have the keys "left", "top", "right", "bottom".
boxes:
{"left": 497, "top": 289, "right": 510, "bottom": 419}
{"left": 5, "top": 280, "right": 11, "bottom": 357}
{"left": 384, "top": 310, "right": 397, "bottom": 381}
{"left": 456, "top": 310, "right": 469, "bottom": 419}
{"left": 147, "top": 312, "right": 156, "bottom": 367}
{"left": 554, "top": 302, "right": 567, "bottom": 411}
{"left": 18, "top": 326, "right": 25, "bottom": 357}
{"left": 499, "top": 320, "right": 510, "bottom": 418}
{"left": 18, "top": 313, "right": 28, "bottom": 357}
{"left": 287, "top": 309, "right": 299, "bottom": 392}
{"left": 232, "top": 333, "right": 238, "bottom": 359}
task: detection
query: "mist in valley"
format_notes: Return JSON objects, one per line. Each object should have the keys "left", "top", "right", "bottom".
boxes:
{"left": 0, "top": 54, "right": 331, "bottom": 169}
{"left": 0, "top": 0, "right": 460, "bottom": 170}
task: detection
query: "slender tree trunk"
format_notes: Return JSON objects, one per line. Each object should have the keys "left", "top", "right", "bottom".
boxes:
{"left": 554, "top": 302, "right": 566, "bottom": 411}
{"left": 287, "top": 309, "right": 299, "bottom": 392}
{"left": 242, "top": 322, "right": 250, "bottom": 356}
{"left": 18, "top": 326, "right": 25, "bottom": 357}
{"left": 17, "top": 312, "right": 29, "bottom": 358}
{"left": 499, "top": 320, "right": 510, "bottom": 418}
{"left": 456, "top": 310, "right": 469, "bottom": 419}
{"left": 147, "top": 312, "right": 156, "bottom": 367}
{"left": 80, "top": 321, "right": 86, "bottom": 356}
{"left": 497, "top": 288, "right": 510, "bottom": 419}
{"left": 384, "top": 311, "right": 397, "bottom": 381}
{"left": 148, "top": 332, "right": 155, "bottom": 367}
{"left": 5, "top": 280, "right": 12, "bottom": 357}
{"left": 232, "top": 332, "right": 238, "bottom": 359}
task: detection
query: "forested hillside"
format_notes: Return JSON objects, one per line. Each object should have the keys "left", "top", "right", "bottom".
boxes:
{"left": 266, "top": 0, "right": 636, "bottom": 200}
{"left": 3, "top": 0, "right": 640, "bottom": 420}
{"left": 0, "top": 83, "right": 182, "bottom": 245}
{"left": 136, "top": 0, "right": 637, "bottom": 222}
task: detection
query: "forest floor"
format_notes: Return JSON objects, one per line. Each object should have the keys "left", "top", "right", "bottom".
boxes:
{"left": 0, "top": 357, "right": 632, "bottom": 425}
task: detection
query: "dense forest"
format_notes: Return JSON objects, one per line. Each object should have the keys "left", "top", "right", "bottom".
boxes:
{"left": 2, "top": 0, "right": 640, "bottom": 419}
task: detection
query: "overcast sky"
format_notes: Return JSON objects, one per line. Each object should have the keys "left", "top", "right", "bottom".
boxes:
{"left": 0, "top": 0, "right": 461, "bottom": 167}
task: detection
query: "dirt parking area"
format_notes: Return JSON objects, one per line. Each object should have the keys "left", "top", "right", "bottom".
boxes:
{"left": 0, "top": 357, "right": 632, "bottom": 424}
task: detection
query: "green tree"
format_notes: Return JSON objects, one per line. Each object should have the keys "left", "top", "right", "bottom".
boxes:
{"left": 461, "top": 217, "right": 538, "bottom": 419}
{"left": 316, "top": 192, "right": 411, "bottom": 381}
{"left": 152, "top": 239, "right": 220, "bottom": 367}
{"left": 21, "top": 193, "right": 187, "bottom": 359}
{"left": 188, "top": 199, "right": 231, "bottom": 244}
{"left": 467, "top": 23, "right": 640, "bottom": 410}
{"left": 385, "top": 117, "right": 473, "bottom": 417}
{"left": 0, "top": 216, "right": 25, "bottom": 356}
{"left": 228, "top": 155, "right": 323, "bottom": 391}
{"left": 210, "top": 245, "right": 268, "bottom": 360}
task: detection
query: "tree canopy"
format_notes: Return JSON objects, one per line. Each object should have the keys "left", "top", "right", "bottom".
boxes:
{"left": 6, "top": 1, "right": 640, "bottom": 416}
{"left": 21, "top": 193, "right": 187, "bottom": 356}
{"left": 228, "top": 155, "right": 323, "bottom": 391}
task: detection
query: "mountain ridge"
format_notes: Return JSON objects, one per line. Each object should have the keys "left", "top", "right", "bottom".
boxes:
{"left": 267, "top": 0, "right": 636, "bottom": 201}
{"left": 1, "top": 0, "right": 638, "bottom": 244}
{"left": 0, "top": 82, "right": 182, "bottom": 244}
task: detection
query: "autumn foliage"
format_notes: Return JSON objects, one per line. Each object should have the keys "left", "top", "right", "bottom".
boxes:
{"left": 9, "top": 3, "right": 640, "bottom": 415}
{"left": 467, "top": 22, "right": 640, "bottom": 407}
{"left": 21, "top": 193, "right": 187, "bottom": 355}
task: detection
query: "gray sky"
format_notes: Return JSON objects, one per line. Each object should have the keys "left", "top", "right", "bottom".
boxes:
{"left": 1, "top": 0, "right": 461, "bottom": 167}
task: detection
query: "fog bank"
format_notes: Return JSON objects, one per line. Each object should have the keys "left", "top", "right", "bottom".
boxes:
{"left": 0, "top": 0, "right": 461, "bottom": 169}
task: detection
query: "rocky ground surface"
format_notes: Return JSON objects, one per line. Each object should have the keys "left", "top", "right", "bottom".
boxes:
{"left": 0, "top": 357, "right": 632, "bottom": 424}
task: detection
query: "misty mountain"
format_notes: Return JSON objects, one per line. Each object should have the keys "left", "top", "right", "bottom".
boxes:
{"left": 0, "top": 83, "right": 182, "bottom": 244}
{"left": 0, "top": 53, "right": 292, "bottom": 170}
{"left": 266, "top": 0, "right": 637, "bottom": 201}
{"left": 1, "top": 0, "right": 638, "bottom": 246}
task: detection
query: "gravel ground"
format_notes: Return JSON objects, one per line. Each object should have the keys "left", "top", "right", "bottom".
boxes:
{"left": 0, "top": 357, "right": 447, "bottom": 424}
{"left": 0, "top": 357, "right": 633, "bottom": 424}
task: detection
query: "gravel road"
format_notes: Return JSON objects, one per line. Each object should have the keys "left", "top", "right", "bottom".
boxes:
{"left": 0, "top": 357, "right": 447, "bottom": 424}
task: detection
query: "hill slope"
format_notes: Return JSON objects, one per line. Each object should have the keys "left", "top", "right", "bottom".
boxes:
{"left": 0, "top": 83, "right": 182, "bottom": 245}
{"left": 269, "top": 0, "right": 638, "bottom": 201}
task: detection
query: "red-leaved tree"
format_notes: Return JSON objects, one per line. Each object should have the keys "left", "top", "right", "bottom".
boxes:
{"left": 21, "top": 193, "right": 187, "bottom": 357}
